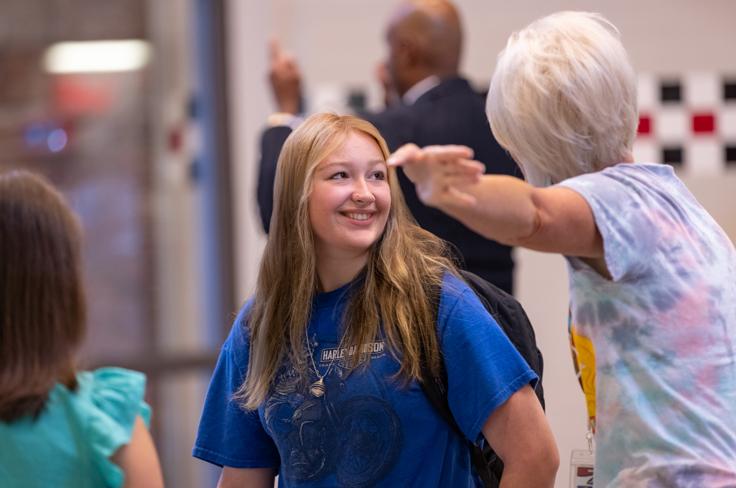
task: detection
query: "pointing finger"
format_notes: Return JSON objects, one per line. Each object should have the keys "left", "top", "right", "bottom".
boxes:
{"left": 269, "top": 38, "right": 282, "bottom": 61}
{"left": 423, "top": 144, "right": 474, "bottom": 160}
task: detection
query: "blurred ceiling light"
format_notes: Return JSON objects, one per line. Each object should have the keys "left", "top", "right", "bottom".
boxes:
{"left": 43, "top": 40, "right": 151, "bottom": 74}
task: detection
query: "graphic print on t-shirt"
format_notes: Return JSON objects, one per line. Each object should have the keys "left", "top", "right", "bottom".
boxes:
{"left": 263, "top": 338, "right": 402, "bottom": 487}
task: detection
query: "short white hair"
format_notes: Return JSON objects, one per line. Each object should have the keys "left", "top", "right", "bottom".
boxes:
{"left": 487, "top": 11, "right": 638, "bottom": 186}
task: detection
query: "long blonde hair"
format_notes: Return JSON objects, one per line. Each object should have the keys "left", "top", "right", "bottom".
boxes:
{"left": 240, "top": 113, "right": 456, "bottom": 409}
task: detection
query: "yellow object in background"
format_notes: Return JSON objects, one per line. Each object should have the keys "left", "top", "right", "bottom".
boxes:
{"left": 568, "top": 310, "right": 597, "bottom": 433}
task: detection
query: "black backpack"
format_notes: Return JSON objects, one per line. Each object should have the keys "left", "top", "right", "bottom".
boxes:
{"left": 420, "top": 270, "right": 545, "bottom": 487}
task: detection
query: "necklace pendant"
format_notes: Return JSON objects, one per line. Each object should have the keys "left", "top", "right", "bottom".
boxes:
{"left": 309, "top": 377, "right": 326, "bottom": 397}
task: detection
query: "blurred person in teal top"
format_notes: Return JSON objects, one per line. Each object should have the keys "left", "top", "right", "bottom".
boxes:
{"left": 0, "top": 171, "right": 163, "bottom": 488}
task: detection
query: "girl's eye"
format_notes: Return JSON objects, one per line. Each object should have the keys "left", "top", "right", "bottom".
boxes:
{"left": 370, "top": 170, "right": 386, "bottom": 180}
{"left": 330, "top": 171, "right": 348, "bottom": 180}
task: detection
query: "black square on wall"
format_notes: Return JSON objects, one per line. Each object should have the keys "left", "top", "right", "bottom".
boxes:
{"left": 725, "top": 80, "right": 736, "bottom": 101}
{"left": 660, "top": 81, "right": 682, "bottom": 103}
{"left": 347, "top": 89, "right": 367, "bottom": 112}
{"left": 662, "top": 146, "right": 683, "bottom": 165}
{"left": 726, "top": 145, "right": 736, "bottom": 164}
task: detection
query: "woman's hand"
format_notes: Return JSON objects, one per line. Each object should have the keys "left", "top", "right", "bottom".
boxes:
{"left": 389, "top": 143, "right": 604, "bottom": 258}
{"left": 387, "top": 143, "right": 484, "bottom": 208}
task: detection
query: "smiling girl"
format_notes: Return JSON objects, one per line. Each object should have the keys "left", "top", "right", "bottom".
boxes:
{"left": 193, "top": 113, "right": 558, "bottom": 487}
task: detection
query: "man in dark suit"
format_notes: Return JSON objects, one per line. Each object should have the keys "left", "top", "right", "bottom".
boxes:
{"left": 257, "top": 0, "right": 520, "bottom": 294}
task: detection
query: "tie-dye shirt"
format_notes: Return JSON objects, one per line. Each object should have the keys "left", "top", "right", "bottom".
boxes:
{"left": 559, "top": 163, "right": 736, "bottom": 487}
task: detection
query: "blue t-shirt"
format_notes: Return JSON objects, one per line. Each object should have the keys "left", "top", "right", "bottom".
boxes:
{"left": 560, "top": 163, "right": 736, "bottom": 486}
{"left": 193, "top": 273, "right": 537, "bottom": 487}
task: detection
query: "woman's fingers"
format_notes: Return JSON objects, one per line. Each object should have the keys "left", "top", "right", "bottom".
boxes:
{"left": 387, "top": 143, "right": 423, "bottom": 167}
{"left": 422, "top": 144, "right": 475, "bottom": 162}
{"left": 387, "top": 144, "right": 475, "bottom": 167}
{"left": 387, "top": 144, "right": 483, "bottom": 208}
{"left": 388, "top": 144, "right": 482, "bottom": 176}
{"left": 388, "top": 144, "right": 483, "bottom": 183}
{"left": 440, "top": 158, "right": 484, "bottom": 177}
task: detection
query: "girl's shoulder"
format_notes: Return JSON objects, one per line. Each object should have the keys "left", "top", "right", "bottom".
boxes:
{"left": 68, "top": 367, "right": 150, "bottom": 440}
{"left": 560, "top": 162, "right": 676, "bottom": 194}
{"left": 73, "top": 367, "right": 149, "bottom": 422}
{"left": 0, "top": 368, "right": 150, "bottom": 488}
{"left": 436, "top": 271, "right": 487, "bottom": 319}
{"left": 70, "top": 367, "right": 151, "bottom": 486}
{"left": 226, "top": 298, "right": 254, "bottom": 348}
{"left": 439, "top": 271, "right": 474, "bottom": 302}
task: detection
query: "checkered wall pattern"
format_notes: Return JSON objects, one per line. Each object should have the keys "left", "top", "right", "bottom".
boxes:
{"left": 633, "top": 74, "right": 736, "bottom": 174}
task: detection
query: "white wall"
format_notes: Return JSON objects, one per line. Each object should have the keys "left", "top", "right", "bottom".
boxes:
{"left": 227, "top": 0, "right": 273, "bottom": 300}
{"left": 226, "top": 2, "right": 736, "bottom": 486}
{"left": 147, "top": 0, "right": 215, "bottom": 485}
{"left": 236, "top": 0, "right": 736, "bottom": 94}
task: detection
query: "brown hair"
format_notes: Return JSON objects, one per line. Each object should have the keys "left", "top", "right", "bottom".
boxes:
{"left": 240, "top": 113, "right": 456, "bottom": 409}
{"left": 0, "top": 170, "right": 86, "bottom": 421}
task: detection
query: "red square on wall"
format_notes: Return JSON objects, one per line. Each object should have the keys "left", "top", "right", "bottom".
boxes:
{"left": 692, "top": 113, "right": 715, "bottom": 134}
{"left": 637, "top": 115, "right": 652, "bottom": 136}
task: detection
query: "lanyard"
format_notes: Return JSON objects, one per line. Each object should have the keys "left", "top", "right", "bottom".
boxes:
{"left": 568, "top": 307, "right": 597, "bottom": 487}
{"left": 568, "top": 307, "right": 597, "bottom": 434}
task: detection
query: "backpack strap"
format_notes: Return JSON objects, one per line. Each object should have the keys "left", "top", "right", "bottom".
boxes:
{"left": 420, "top": 358, "right": 498, "bottom": 487}
{"left": 420, "top": 280, "right": 499, "bottom": 487}
{"left": 421, "top": 270, "right": 546, "bottom": 486}
{"left": 458, "top": 270, "right": 545, "bottom": 410}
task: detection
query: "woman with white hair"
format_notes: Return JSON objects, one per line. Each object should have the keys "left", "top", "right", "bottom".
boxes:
{"left": 390, "top": 10, "right": 736, "bottom": 487}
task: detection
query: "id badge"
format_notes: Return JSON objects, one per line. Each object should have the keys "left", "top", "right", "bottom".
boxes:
{"left": 569, "top": 449, "right": 594, "bottom": 488}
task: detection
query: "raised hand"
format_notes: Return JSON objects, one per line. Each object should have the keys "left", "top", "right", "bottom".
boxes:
{"left": 387, "top": 144, "right": 484, "bottom": 208}
{"left": 268, "top": 39, "right": 302, "bottom": 114}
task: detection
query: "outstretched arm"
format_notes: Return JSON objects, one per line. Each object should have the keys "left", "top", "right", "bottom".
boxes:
{"left": 388, "top": 144, "right": 603, "bottom": 258}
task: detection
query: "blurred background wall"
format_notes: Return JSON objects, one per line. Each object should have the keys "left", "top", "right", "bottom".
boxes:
{"left": 1, "top": 1, "right": 734, "bottom": 487}
{"left": 0, "top": 0, "right": 224, "bottom": 486}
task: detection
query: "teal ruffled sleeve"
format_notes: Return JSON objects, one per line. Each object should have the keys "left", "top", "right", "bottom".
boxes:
{"left": 80, "top": 367, "right": 151, "bottom": 488}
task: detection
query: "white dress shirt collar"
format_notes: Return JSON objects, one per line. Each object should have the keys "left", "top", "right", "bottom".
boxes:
{"left": 401, "top": 75, "right": 441, "bottom": 106}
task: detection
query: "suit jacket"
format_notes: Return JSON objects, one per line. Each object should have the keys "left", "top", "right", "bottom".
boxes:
{"left": 257, "top": 77, "right": 520, "bottom": 294}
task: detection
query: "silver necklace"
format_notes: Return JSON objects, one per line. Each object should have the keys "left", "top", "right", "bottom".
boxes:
{"left": 304, "top": 327, "right": 344, "bottom": 398}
